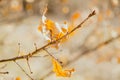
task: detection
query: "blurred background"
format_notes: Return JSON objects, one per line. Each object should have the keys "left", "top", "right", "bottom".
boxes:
{"left": 0, "top": 0, "right": 120, "bottom": 80}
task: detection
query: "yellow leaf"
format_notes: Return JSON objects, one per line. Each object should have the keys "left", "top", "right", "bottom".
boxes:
{"left": 16, "top": 76, "right": 21, "bottom": 80}
{"left": 57, "top": 32, "right": 67, "bottom": 42}
{"left": 71, "top": 12, "right": 80, "bottom": 21}
{"left": 38, "top": 25, "right": 42, "bottom": 32}
{"left": 37, "top": 12, "right": 77, "bottom": 49}
{"left": 68, "top": 25, "right": 75, "bottom": 36}
{"left": 45, "top": 19, "right": 58, "bottom": 34}
{"left": 62, "top": 27, "right": 67, "bottom": 33}
{"left": 52, "top": 58, "right": 74, "bottom": 77}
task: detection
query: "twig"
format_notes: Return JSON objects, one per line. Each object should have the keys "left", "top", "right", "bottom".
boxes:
{"left": 14, "top": 61, "right": 34, "bottom": 80}
{"left": 0, "top": 10, "right": 96, "bottom": 63}
{"left": 26, "top": 58, "right": 33, "bottom": 74}
{"left": 43, "top": 48, "right": 62, "bottom": 64}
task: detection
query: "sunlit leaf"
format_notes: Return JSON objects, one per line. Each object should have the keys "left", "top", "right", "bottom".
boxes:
{"left": 52, "top": 58, "right": 75, "bottom": 77}
{"left": 37, "top": 10, "right": 77, "bottom": 49}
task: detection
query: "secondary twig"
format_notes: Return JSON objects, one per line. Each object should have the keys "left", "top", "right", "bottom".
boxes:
{"left": 26, "top": 58, "right": 33, "bottom": 74}
{"left": 14, "top": 61, "right": 34, "bottom": 80}
{"left": 0, "top": 10, "right": 96, "bottom": 63}
{"left": 43, "top": 48, "right": 62, "bottom": 64}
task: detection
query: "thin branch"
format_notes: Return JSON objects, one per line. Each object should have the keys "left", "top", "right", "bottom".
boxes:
{"left": 43, "top": 48, "right": 62, "bottom": 64}
{"left": 0, "top": 10, "right": 96, "bottom": 63}
{"left": 26, "top": 58, "right": 33, "bottom": 74}
{"left": 14, "top": 61, "right": 34, "bottom": 80}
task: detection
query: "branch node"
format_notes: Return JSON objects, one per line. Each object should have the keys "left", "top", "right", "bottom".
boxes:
{"left": 88, "top": 10, "right": 96, "bottom": 17}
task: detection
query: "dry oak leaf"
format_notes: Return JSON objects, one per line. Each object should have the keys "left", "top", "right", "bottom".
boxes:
{"left": 52, "top": 58, "right": 75, "bottom": 77}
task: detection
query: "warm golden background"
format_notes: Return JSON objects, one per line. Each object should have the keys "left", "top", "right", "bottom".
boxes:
{"left": 0, "top": 0, "right": 120, "bottom": 80}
